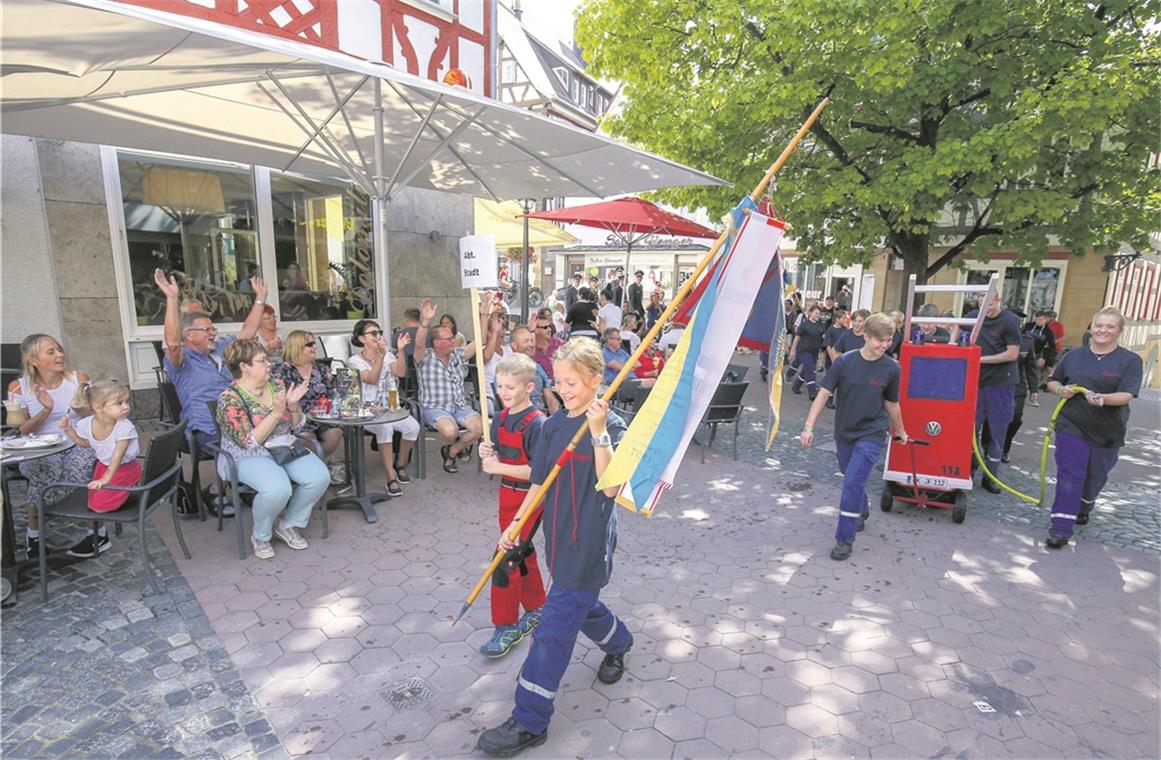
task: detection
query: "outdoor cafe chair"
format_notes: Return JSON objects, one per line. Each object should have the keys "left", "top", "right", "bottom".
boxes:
{"left": 698, "top": 381, "right": 749, "bottom": 463}
{"left": 612, "top": 380, "right": 653, "bottom": 424}
{"left": 157, "top": 377, "right": 212, "bottom": 521}
{"left": 36, "top": 421, "right": 191, "bottom": 601}
{"left": 203, "top": 401, "right": 327, "bottom": 559}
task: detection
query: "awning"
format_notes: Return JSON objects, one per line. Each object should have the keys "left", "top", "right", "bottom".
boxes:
{"left": 0, "top": 0, "right": 729, "bottom": 202}
{"left": 474, "top": 199, "right": 579, "bottom": 249}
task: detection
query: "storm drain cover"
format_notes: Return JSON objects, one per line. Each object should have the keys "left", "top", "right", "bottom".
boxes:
{"left": 380, "top": 676, "right": 436, "bottom": 713}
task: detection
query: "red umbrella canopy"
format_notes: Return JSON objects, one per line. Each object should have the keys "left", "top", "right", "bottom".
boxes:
{"left": 524, "top": 197, "right": 718, "bottom": 241}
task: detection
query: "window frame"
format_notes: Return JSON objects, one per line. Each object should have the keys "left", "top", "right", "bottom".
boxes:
{"left": 954, "top": 258, "right": 1068, "bottom": 316}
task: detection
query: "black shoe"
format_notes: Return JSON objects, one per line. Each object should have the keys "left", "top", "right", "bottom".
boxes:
{"left": 66, "top": 533, "right": 111, "bottom": 558}
{"left": 477, "top": 717, "right": 547, "bottom": 757}
{"left": 791, "top": 381, "right": 802, "bottom": 395}
{"left": 1045, "top": 534, "right": 1069, "bottom": 549}
{"left": 857, "top": 514, "right": 867, "bottom": 532}
{"left": 597, "top": 634, "right": 632, "bottom": 684}
{"left": 830, "top": 542, "right": 853, "bottom": 561}
{"left": 981, "top": 477, "right": 1002, "bottom": 494}
{"left": 1001, "top": 453, "right": 1011, "bottom": 464}
{"left": 1075, "top": 513, "right": 1089, "bottom": 526}
{"left": 825, "top": 398, "right": 836, "bottom": 410}
{"left": 25, "top": 535, "right": 40, "bottom": 559}
{"left": 808, "top": 391, "right": 818, "bottom": 402}
{"left": 759, "top": 368, "right": 768, "bottom": 382}
{"left": 203, "top": 489, "right": 236, "bottom": 518}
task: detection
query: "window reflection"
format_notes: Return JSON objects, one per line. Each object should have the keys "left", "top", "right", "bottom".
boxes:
{"left": 269, "top": 173, "right": 374, "bottom": 322}
{"left": 120, "top": 155, "right": 258, "bottom": 325}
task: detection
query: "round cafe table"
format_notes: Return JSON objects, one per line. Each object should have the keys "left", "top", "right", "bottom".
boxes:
{"left": 306, "top": 407, "right": 410, "bottom": 524}
{"left": 1, "top": 437, "right": 75, "bottom": 606}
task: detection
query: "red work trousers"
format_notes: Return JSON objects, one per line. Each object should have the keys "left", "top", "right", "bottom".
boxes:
{"left": 491, "top": 487, "right": 546, "bottom": 626}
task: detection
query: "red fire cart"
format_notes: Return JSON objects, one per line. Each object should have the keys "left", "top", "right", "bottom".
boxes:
{"left": 880, "top": 274, "right": 1000, "bottom": 523}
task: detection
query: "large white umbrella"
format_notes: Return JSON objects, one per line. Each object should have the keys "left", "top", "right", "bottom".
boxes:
{"left": 1, "top": 0, "right": 728, "bottom": 317}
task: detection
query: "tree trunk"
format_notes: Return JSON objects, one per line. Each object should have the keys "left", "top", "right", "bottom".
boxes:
{"left": 895, "top": 231, "right": 931, "bottom": 312}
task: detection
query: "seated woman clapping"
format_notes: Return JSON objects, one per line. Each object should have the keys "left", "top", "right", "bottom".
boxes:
{"left": 216, "top": 339, "right": 329, "bottom": 560}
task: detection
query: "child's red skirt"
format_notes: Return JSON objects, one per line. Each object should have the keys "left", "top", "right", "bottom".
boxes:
{"left": 89, "top": 459, "right": 143, "bottom": 512}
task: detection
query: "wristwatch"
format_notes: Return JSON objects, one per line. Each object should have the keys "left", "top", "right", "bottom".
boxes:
{"left": 592, "top": 431, "right": 612, "bottom": 448}
{"left": 254, "top": 299, "right": 265, "bottom": 306}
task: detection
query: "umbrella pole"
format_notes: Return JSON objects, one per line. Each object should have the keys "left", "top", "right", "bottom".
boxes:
{"left": 521, "top": 198, "right": 533, "bottom": 321}
{"left": 372, "top": 78, "right": 391, "bottom": 327}
{"left": 454, "top": 98, "right": 831, "bottom": 624}
{"left": 624, "top": 239, "right": 632, "bottom": 305}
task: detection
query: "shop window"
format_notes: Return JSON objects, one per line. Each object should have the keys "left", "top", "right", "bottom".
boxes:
{"left": 119, "top": 154, "right": 259, "bottom": 326}
{"left": 269, "top": 173, "right": 374, "bottom": 322}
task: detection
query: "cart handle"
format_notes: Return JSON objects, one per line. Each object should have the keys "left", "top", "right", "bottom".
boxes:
{"left": 893, "top": 436, "right": 931, "bottom": 446}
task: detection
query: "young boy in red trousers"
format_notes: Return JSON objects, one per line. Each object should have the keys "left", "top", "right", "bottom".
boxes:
{"left": 478, "top": 353, "right": 547, "bottom": 657}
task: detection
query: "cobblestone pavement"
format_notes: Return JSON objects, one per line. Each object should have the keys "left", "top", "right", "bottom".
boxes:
{"left": 3, "top": 360, "right": 1158, "bottom": 759}
{"left": 1, "top": 489, "right": 286, "bottom": 759}
{"left": 143, "top": 432, "right": 1158, "bottom": 759}
{"left": 729, "top": 352, "right": 1161, "bottom": 555}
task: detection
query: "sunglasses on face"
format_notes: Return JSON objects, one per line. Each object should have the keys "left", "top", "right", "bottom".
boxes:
{"left": 536, "top": 325, "right": 552, "bottom": 331}
{"left": 304, "top": 341, "right": 316, "bottom": 348}
{"left": 363, "top": 330, "right": 383, "bottom": 338}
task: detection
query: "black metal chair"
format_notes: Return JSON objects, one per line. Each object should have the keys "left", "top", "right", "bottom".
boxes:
{"left": 37, "top": 421, "right": 191, "bottom": 601}
{"left": 698, "top": 381, "right": 749, "bottom": 463}
{"left": 203, "top": 401, "right": 327, "bottom": 558}
{"left": 613, "top": 381, "right": 653, "bottom": 424}
{"left": 157, "top": 378, "right": 212, "bottom": 521}
{"left": 723, "top": 364, "right": 749, "bottom": 383}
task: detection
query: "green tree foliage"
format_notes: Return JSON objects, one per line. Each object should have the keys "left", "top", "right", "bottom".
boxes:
{"left": 576, "top": 0, "right": 1160, "bottom": 288}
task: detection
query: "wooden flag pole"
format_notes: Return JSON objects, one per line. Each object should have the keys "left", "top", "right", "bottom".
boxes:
{"left": 453, "top": 98, "right": 830, "bottom": 624}
{"left": 469, "top": 287, "right": 492, "bottom": 447}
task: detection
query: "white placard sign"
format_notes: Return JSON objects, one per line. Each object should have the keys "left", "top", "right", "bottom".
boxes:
{"left": 459, "top": 235, "right": 498, "bottom": 289}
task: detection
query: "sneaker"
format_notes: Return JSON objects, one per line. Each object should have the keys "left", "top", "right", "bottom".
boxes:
{"left": 251, "top": 536, "right": 275, "bottom": 560}
{"left": 517, "top": 608, "right": 542, "bottom": 637}
{"left": 25, "top": 535, "right": 40, "bottom": 558}
{"left": 66, "top": 533, "right": 111, "bottom": 558}
{"left": 479, "top": 625, "right": 524, "bottom": 658}
{"left": 1045, "top": 534, "right": 1069, "bottom": 549}
{"left": 830, "top": 542, "right": 853, "bottom": 561}
{"left": 328, "top": 462, "right": 347, "bottom": 485}
{"left": 335, "top": 482, "right": 356, "bottom": 497}
{"left": 202, "top": 489, "right": 236, "bottom": 518}
{"left": 272, "top": 525, "right": 309, "bottom": 550}
{"left": 825, "top": 397, "right": 836, "bottom": 410}
{"left": 597, "top": 634, "right": 632, "bottom": 684}
{"left": 477, "top": 717, "right": 547, "bottom": 757}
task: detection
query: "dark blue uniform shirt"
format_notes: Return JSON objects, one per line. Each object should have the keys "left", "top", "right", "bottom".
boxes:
{"left": 820, "top": 350, "right": 901, "bottom": 445}
{"left": 795, "top": 319, "right": 827, "bottom": 354}
{"left": 1050, "top": 346, "right": 1142, "bottom": 448}
{"left": 966, "top": 309, "right": 1022, "bottom": 387}
{"left": 530, "top": 409, "right": 627, "bottom": 591}
{"left": 833, "top": 329, "right": 866, "bottom": 354}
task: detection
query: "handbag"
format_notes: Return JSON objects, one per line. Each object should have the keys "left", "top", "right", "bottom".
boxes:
{"left": 228, "top": 387, "right": 312, "bottom": 465}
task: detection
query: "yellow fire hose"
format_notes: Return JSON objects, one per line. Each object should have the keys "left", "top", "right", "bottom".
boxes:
{"left": 969, "top": 385, "right": 1088, "bottom": 505}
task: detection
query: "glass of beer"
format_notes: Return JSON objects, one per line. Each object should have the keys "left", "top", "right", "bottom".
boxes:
{"left": 388, "top": 388, "right": 399, "bottom": 411}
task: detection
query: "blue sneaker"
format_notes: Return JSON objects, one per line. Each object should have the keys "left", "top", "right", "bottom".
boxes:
{"left": 517, "top": 609, "right": 542, "bottom": 637}
{"left": 480, "top": 625, "right": 524, "bottom": 658}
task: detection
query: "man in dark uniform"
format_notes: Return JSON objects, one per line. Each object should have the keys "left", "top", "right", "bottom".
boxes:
{"left": 788, "top": 305, "right": 827, "bottom": 400}
{"left": 966, "top": 293, "right": 1022, "bottom": 493}
{"left": 627, "top": 270, "right": 645, "bottom": 317}
{"left": 563, "top": 273, "right": 582, "bottom": 310}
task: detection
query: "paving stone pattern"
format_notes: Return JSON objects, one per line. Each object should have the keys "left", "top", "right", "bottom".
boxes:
{"left": 148, "top": 426, "right": 1159, "bottom": 758}
{"left": 1, "top": 499, "right": 285, "bottom": 759}
{"left": 731, "top": 353, "right": 1161, "bottom": 555}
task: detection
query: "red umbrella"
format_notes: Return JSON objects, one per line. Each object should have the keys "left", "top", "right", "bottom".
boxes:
{"left": 525, "top": 197, "right": 718, "bottom": 294}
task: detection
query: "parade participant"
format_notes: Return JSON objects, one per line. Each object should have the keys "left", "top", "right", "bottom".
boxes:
{"left": 823, "top": 309, "right": 848, "bottom": 370}
{"left": 966, "top": 293, "right": 1022, "bottom": 493}
{"left": 563, "top": 273, "right": 582, "bottom": 310}
{"left": 8, "top": 334, "right": 98, "bottom": 558}
{"left": 832, "top": 309, "right": 868, "bottom": 355}
{"left": 477, "top": 338, "right": 632, "bottom": 757}
{"left": 886, "top": 310, "right": 906, "bottom": 359}
{"left": 347, "top": 320, "right": 420, "bottom": 495}
{"left": 478, "top": 354, "right": 548, "bottom": 658}
{"left": 787, "top": 304, "right": 826, "bottom": 399}
{"left": 914, "top": 303, "right": 951, "bottom": 344}
{"left": 1026, "top": 311, "right": 1057, "bottom": 403}
{"left": 800, "top": 314, "right": 907, "bottom": 561}
{"left": 983, "top": 320, "right": 1036, "bottom": 464}
{"left": 819, "top": 296, "right": 836, "bottom": 328}
{"left": 1043, "top": 308, "right": 1141, "bottom": 547}
{"left": 627, "top": 270, "right": 645, "bottom": 317}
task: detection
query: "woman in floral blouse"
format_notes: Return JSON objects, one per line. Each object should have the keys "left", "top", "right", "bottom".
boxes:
{"left": 216, "top": 339, "right": 329, "bottom": 559}
{"left": 271, "top": 330, "right": 344, "bottom": 483}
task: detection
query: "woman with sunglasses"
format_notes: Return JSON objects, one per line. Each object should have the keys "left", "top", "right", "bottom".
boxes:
{"left": 348, "top": 320, "right": 421, "bottom": 494}
{"left": 271, "top": 331, "right": 345, "bottom": 485}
